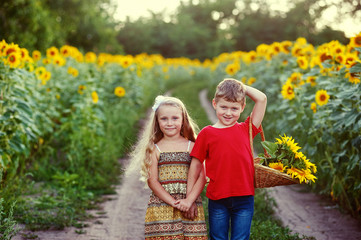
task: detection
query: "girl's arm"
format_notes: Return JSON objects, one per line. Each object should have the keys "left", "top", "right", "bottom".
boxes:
{"left": 246, "top": 85, "right": 267, "bottom": 128}
{"left": 147, "top": 151, "right": 178, "bottom": 207}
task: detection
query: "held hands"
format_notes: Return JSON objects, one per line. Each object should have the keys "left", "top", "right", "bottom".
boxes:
{"left": 173, "top": 199, "right": 198, "bottom": 220}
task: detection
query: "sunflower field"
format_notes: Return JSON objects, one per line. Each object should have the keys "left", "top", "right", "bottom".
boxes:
{"left": 0, "top": 32, "right": 360, "bottom": 234}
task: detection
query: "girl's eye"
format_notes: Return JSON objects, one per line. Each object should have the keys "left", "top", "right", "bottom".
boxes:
{"left": 232, "top": 108, "right": 238, "bottom": 111}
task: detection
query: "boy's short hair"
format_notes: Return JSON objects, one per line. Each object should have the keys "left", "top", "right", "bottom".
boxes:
{"left": 214, "top": 78, "right": 246, "bottom": 106}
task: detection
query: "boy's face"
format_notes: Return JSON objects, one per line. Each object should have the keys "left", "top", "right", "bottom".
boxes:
{"left": 212, "top": 98, "right": 244, "bottom": 127}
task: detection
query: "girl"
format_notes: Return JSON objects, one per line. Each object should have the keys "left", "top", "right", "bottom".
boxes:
{"left": 130, "top": 95, "right": 207, "bottom": 239}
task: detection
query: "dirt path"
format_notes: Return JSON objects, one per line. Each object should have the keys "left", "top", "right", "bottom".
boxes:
{"left": 14, "top": 89, "right": 361, "bottom": 240}
{"left": 268, "top": 185, "right": 361, "bottom": 240}
{"left": 14, "top": 157, "right": 150, "bottom": 240}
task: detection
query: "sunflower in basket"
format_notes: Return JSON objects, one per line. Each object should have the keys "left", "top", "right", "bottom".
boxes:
{"left": 257, "top": 134, "right": 317, "bottom": 184}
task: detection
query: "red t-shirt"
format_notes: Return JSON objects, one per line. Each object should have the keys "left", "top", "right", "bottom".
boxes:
{"left": 190, "top": 117, "right": 261, "bottom": 200}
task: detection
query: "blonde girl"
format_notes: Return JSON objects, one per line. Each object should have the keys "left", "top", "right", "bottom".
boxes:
{"left": 130, "top": 95, "right": 207, "bottom": 239}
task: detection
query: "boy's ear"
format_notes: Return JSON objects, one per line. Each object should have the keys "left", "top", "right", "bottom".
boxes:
{"left": 212, "top": 99, "right": 217, "bottom": 109}
{"left": 240, "top": 103, "right": 246, "bottom": 113}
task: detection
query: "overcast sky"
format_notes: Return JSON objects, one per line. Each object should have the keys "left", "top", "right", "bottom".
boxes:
{"left": 113, "top": 0, "right": 360, "bottom": 38}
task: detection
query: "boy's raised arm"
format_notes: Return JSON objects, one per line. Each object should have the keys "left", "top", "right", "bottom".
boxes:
{"left": 245, "top": 85, "right": 267, "bottom": 128}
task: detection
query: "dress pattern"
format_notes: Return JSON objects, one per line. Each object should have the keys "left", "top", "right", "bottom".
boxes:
{"left": 145, "top": 148, "right": 207, "bottom": 240}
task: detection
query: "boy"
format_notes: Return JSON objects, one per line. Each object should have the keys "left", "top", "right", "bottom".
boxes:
{"left": 177, "top": 78, "right": 267, "bottom": 239}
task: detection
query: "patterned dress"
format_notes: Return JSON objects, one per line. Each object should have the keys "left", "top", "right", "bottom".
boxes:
{"left": 145, "top": 142, "right": 208, "bottom": 240}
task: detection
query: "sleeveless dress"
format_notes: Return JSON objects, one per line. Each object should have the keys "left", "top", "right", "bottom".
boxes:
{"left": 144, "top": 141, "right": 208, "bottom": 240}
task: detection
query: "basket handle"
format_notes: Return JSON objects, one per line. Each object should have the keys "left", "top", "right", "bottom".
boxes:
{"left": 249, "top": 117, "right": 269, "bottom": 159}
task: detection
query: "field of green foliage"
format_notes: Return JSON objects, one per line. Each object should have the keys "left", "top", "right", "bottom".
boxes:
{"left": 0, "top": 33, "right": 360, "bottom": 239}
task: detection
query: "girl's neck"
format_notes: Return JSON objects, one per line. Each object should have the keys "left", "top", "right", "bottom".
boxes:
{"left": 161, "top": 134, "right": 184, "bottom": 142}
{"left": 157, "top": 135, "right": 188, "bottom": 152}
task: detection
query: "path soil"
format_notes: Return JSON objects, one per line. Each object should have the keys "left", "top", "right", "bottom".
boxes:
{"left": 13, "top": 157, "right": 150, "bottom": 240}
{"left": 13, "top": 89, "right": 361, "bottom": 240}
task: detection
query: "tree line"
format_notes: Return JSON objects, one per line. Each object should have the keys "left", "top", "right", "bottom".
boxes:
{"left": 1, "top": 0, "right": 356, "bottom": 59}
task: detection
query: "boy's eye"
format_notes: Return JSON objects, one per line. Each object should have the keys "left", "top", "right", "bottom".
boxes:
{"left": 232, "top": 108, "right": 238, "bottom": 111}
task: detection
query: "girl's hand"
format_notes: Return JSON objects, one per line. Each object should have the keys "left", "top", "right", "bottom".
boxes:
{"left": 175, "top": 198, "right": 193, "bottom": 212}
{"left": 182, "top": 202, "right": 198, "bottom": 220}
{"left": 172, "top": 200, "right": 181, "bottom": 208}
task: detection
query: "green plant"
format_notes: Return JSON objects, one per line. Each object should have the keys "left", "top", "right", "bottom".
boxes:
{"left": 0, "top": 198, "right": 19, "bottom": 240}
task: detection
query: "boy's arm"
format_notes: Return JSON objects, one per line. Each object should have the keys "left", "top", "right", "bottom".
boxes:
{"left": 245, "top": 85, "right": 267, "bottom": 128}
{"left": 147, "top": 151, "right": 178, "bottom": 207}
{"left": 177, "top": 158, "right": 206, "bottom": 212}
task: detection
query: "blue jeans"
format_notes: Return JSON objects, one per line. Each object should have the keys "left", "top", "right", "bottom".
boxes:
{"left": 208, "top": 195, "right": 254, "bottom": 240}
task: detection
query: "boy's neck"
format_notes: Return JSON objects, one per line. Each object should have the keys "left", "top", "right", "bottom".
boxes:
{"left": 212, "top": 121, "right": 237, "bottom": 128}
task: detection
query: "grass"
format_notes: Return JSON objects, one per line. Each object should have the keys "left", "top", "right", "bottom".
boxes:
{"left": 171, "top": 79, "right": 315, "bottom": 240}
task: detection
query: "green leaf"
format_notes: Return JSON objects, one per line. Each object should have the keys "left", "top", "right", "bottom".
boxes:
{"left": 260, "top": 141, "right": 278, "bottom": 155}
{"left": 349, "top": 63, "right": 361, "bottom": 74}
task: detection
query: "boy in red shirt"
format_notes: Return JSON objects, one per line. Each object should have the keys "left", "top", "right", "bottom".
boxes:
{"left": 177, "top": 78, "right": 267, "bottom": 239}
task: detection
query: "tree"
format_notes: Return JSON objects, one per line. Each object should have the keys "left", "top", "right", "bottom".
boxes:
{"left": 0, "top": 0, "right": 123, "bottom": 53}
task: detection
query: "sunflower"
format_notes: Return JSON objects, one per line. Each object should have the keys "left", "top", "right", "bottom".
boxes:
{"left": 258, "top": 134, "right": 317, "bottom": 184}
{"left": 40, "top": 71, "right": 51, "bottom": 84}
{"left": 121, "top": 56, "right": 133, "bottom": 68}
{"left": 345, "top": 71, "right": 360, "bottom": 84}
{"left": 247, "top": 77, "right": 256, "bottom": 85}
{"left": 288, "top": 72, "right": 303, "bottom": 86}
{"left": 35, "top": 66, "right": 47, "bottom": 79}
{"left": 276, "top": 134, "right": 301, "bottom": 154}
{"left": 297, "top": 56, "right": 309, "bottom": 70}
{"left": 281, "top": 82, "right": 295, "bottom": 100}
{"left": 46, "top": 46, "right": 59, "bottom": 58}
{"left": 310, "top": 102, "right": 317, "bottom": 113}
{"left": 334, "top": 54, "right": 345, "bottom": 65}
{"left": 67, "top": 67, "right": 79, "bottom": 77}
{"left": 85, "top": 52, "right": 97, "bottom": 63}
{"left": 78, "top": 85, "right": 86, "bottom": 95}
{"left": 3, "top": 42, "right": 20, "bottom": 56}
{"left": 53, "top": 55, "right": 66, "bottom": 66}
{"left": 225, "top": 62, "right": 240, "bottom": 76}
{"left": 114, "top": 86, "right": 126, "bottom": 97}
{"left": 269, "top": 162, "right": 286, "bottom": 172}
{"left": 318, "top": 51, "right": 332, "bottom": 63}
{"left": 349, "top": 32, "right": 361, "bottom": 48}
{"left": 6, "top": 52, "right": 21, "bottom": 68}
{"left": 344, "top": 53, "right": 358, "bottom": 68}
{"left": 91, "top": 91, "right": 99, "bottom": 103}
{"left": 60, "top": 45, "right": 72, "bottom": 57}
{"left": 281, "top": 40, "right": 293, "bottom": 53}
{"left": 0, "top": 39, "right": 7, "bottom": 56}
{"left": 306, "top": 76, "right": 317, "bottom": 87}
{"left": 315, "top": 89, "right": 330, "bottom": 106}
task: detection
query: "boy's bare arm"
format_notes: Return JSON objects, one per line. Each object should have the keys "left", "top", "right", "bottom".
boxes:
{"left": 177, "top": 158, "right": 206, "bottom": 212}
{"left": 187, "top": 157, "right": 203, "bottom": 195}
{"left": 245, "top": 85, "right": 267, "bottom": 128}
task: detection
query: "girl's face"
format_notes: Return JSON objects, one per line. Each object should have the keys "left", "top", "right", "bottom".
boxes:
{"left": 157, "top": 105, "right": 183, "bottom": 138}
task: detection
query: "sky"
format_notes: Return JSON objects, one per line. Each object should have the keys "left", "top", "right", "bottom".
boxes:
{"left": 113, "top": 0, "right": 360, "bottom": 38}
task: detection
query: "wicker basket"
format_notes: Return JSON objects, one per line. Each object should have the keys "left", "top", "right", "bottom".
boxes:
{"left": 250, "top": 119, "right": 298, "bottom": 188}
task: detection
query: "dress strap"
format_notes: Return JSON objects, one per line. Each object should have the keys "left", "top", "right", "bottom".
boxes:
{"left": 154, "top": 144, "right": 161, "bottom": 153}
{"left": 187, "top": 141, "right": 191, "bottom": 152}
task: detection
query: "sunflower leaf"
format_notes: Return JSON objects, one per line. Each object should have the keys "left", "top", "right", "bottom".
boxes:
{"left": 261, "top": 141, "right": 278, "bottom": 155}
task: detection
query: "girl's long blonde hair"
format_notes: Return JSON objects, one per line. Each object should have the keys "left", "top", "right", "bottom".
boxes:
{"left": 128, "top": 95, "right": 198, "bottom": 181}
